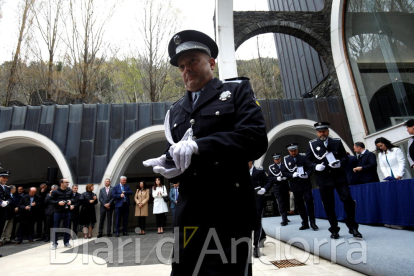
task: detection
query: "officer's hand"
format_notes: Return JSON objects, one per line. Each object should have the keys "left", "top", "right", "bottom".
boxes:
{"left": 143, "top": 155, "right": 184, "bottom": 179}
{"left": 293, "top": 172, "right": 300, "bottom": 178}
{"left": 315, "top": 164, "right": 326, "bottom": 171}
{"left": 1, "top": 201, "right": 8, "bottom": 207}
{"left": 58, "top": 201, "right": 65, "bottom": 206}
{"left": 257, "top": 188, "right": 266, "bottom": 195}
{"left": 169, "top": 140, "right": 199, "bottom": 171}
{"left": 153, "top": 166, "right": 183, "bottom": 179}
{"left": 299, "top": 174, "right": 308, "bottom": 179}
{"left": 329, "top": 161, "right": 341, "bottom": 169}
{"left": 277, "top": 176, "right": 282, "bottom": 181}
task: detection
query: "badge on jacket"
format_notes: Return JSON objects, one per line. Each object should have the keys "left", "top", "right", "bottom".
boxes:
{"left": 219, "top": 91, "right": 231, "bottom": 101}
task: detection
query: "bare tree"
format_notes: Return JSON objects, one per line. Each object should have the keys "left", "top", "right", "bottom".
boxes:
{"left": 64, "top": 0, "right": 116, "bottom": 99}
{"left": 135, "top": 0, "right": 181, "bottom": 102}
{"left": 31, "top": 0, "right": 64, "bottom": 97}
{"left": 4, "top": 0, "right": 35, "bottom": 106}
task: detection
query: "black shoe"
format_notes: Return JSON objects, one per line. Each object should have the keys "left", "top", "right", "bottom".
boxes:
{"left": 330, "top": 232, "right": 340, "bottom": 239}
{"left": 299, "top": 225, "right": 310, "bottom": 230}
{"left": 310, "top": 222, "right": 319, "bottom": 230}
{"left": 349, "top": 229, "right": 363, "bottom": 238}
{"left": 97, "top": 234, "right": 103, "bottom": 238}
{"left": 280, "top": 221, "right": 288, "bottom": 226}
{"left": 123, "top": 232, "right": 129, "bottom": 236}
{"left": 115, "top": 233, "right": 120, "bottom": 237}
{"left": 287, "top": 220, "right": 291, "bottom": 222}
{"left": 107, "top": 234, "right": 112, "bottom": 237}
{"left": 253, "top": 247, "right": 259, "bottom": 258}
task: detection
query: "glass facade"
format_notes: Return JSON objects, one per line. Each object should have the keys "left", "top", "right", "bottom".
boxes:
{"left": 345, "top": 0, "right": 414, "bottom": 133}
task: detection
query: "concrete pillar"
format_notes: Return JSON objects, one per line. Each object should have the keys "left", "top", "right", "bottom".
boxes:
{"left": 215, "top": 0, "right": 238, "bottom": 80}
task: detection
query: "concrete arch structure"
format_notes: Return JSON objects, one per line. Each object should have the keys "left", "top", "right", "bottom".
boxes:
{"left": 0, "top": 130, "right": 74, "bottom": 184}
{"left": 255, "top": 119, "right": 353, "bottom": 166}
{"left": 101, "top": 125, "right": 166, "bottom": 188}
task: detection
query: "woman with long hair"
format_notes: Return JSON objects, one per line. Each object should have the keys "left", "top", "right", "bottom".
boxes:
{"left": 134, "top": 181, "right": 149, "bottom": 235}
{"left": 152, "top": 177, "right": 168, "bottom": 234}
{"left": 375, "top": 137, "right": 407, "bottom": 180}
{"left": 79, "top": 184, "right": 98, "bottom": 238}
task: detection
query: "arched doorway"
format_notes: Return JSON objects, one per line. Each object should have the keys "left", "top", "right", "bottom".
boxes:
{"left": 0, "top": 130, "right": 74, "bottom": 186}
{"left": 102, "top": 125, "right": 169, "bottom": 230}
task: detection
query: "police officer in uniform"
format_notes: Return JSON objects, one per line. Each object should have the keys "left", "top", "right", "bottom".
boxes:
{"left": 249, "top": 161, "right": 271, "bottom": 258}
{"left": 0, "top": 171, "right": 12, "bottom": 241}
{"left": 282, "top": 143, "right": 318, "bottom": 230}
{"left": 306, "top": 122, "right": 362, "bottom": 239}
{"left": 143, "top": 30, "right": 268, "bottom": 275}
{"left": 268, "top": 154, "right": 290, "bottom": 226}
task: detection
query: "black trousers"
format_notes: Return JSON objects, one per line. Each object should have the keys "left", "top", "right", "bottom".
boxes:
{"left": 11, "top": 216, "right": 19, "bottom": 240}
{"left": 318, "top": 182, "right": 358, "bottom": 232}
{"left": 293, "top": 189, "right": 315, "bottom": 225}
{"left": 138, "top": 217, "right": 146, "bottom": 231}
{"left": 18, "top": 220, "right": 35, "bottom": 242}
{"left": 253, "top": 195, "right": 266, "bottom": 247}
{"left": 99, "top": 208, "right": 113, "bottom": 235}
{"left": 171, "top": 227, "right": 252, "bottom": 276}
{"left": 71, "top": 218, "right": 79, "bottom": 235}
{"left": 35, "top": 212, "right": 45, "bottom": 237}
{"left": 44, "top": 214, "right": 54, "bottom": 239}
{"left": 155, "top": 213, "right": 166, "bottom": 228}
{"left": 273, "top": 183, "right": 289, "bottom": 222}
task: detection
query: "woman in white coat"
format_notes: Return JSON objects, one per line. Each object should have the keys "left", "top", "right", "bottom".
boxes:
{"left": 152, "top": 177, "right": 168, "bottom": 234}
{"left": 375, "top": 137, "right": 408, "bottom": 180}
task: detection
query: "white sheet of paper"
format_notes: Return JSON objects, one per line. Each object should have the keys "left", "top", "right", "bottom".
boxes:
{"left": 326, "top": 152, "right": 337, "bottom": 163}
{"left": 297, "top": 166, "right": 304, "bottom": 175}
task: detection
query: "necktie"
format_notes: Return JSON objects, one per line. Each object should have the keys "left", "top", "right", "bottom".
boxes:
{"left": 175, "top": 188, "right": 178, "bottom": 201}
{"left": 294, "top": 157, "right": 297, "bottom": 162}
{"left": 106, "top": 187, "right": 109, "bottom": 195}
{"left": 192, "top": 91, "right": 201, "bottom": 108}
{"left": 121, "top": 185, "right": 126, "bottom": 202}
{"left": 29, "top": 197, "right": 33, "bottom": 211}
{"left": 324, "top": 140, "right": 328, "bottom": 147}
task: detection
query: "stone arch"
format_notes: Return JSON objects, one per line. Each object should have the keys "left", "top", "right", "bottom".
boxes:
{"left": 255, "top": 119, "right": 353, "bottom": 166}
{"left": 102, "top": 125, "right": 166, "bottom": 188}
{"left": 0, "top": 130, "right": 74, "bottom": 184}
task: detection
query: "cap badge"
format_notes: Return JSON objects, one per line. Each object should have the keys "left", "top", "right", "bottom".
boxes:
{"left": 174, "top": 35, "right": 181, "bottom": 45}
{"left": 318, "top": 122, "right": 322, "bottom": 126}
{"left": 316, "top": 147, "right": 321, "bottom": 151}
{"left": 219, "top": 91, "right": 231, "bottom": 101}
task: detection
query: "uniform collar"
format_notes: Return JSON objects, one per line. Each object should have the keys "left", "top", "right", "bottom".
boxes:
{"left": 180, "top": 78, "right": 223, "bottom": 113}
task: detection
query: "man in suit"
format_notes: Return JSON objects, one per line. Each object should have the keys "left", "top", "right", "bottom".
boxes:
{"left": 16, "top": 187, "right": 42, "bottom": 244}
{"left": 169, "top": 181, "right": 179, "bottom": 230}
{"left": 70, "top": 184, "right": 82, "bottom": 238}
{"left": 34, "top": 183, "right": 49, "bottom": 239}
{"left": 249, "top": 161, "right": 271, "bottom": 258}
{"left": 268, "top": 153, "right": 290, "bottom": 226}
{"left": 282, "top": 143, "right": 318, "bottom": 231}
{"left": 143, "top": 30, "right": 268, "bottom": 276}
{"left": 0, "top": 171, "right": 12, "bottom": 241}
{"left": 306, "top": 122, "right": 362, "bottom": 239}
{"left": 98, "top": 178, "right": 114, "bottom": 237}
{"left": 352, "top": 142, "right": 379, "bottom": 184}
{"left": 112, "top": 176, "right": 132, "bottom": 237}
{"left": 405, "top": 119, "right": 414, "bottom": 169}
{"left": 44, "top": 184, "right": 58, "bottom": 242}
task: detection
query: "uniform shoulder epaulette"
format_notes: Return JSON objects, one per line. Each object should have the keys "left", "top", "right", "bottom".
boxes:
{"left": 256, "top": 166, "right": 263, "bottom": 170}
{"left": 222, "top": 76, "right": 250, "bottom": 84}
{"left": 299, "top": 153, "right": 306, "bottom": 156}
{"left": 332, "top": 137, "right": 341, "bottom": 140}
{"left": 310, "top": 138, "right": 318, "bottom": 142}
{"left": 284, "top": 155, "right": 290, "bottom": 158}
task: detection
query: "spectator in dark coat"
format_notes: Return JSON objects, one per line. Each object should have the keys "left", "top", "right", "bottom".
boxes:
{"left": 35, "top": 183, "right": 49, "bottom": 239}
{"left": 79, "top": 184, "right": 98, "bottom": 239}
{"left": 353, "top": 142, "right": 380, "bottom": 184}
{"left": 44, "top": 185, "right": 58, "bottom": 242}
{"left": 345, "top": 153, "right": 358, "bottom": 185}
{"left": 16, "top": 187, "right": 42, "bottom": 244}
{"left": 70, "top": 184, "right": 82, "bottom": 238}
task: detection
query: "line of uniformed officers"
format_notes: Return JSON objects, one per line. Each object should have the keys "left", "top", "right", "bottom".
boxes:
{"left": 251, "top": 121, "right": 362, "bottom": 257}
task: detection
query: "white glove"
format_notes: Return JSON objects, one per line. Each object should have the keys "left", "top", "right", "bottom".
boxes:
{"left": 143, "top": 154, "right": 183, "bottom": 179}
{"left": 257, "top": 188, "right": 266, "bottom": 195}
{"left": 169, "top": 140, "right": 199, "bottom": 172}
{"left": 315, "top": 164, "right": 326, "bottom": 171}
{"left": 1, "top": 201, "right": 8, "bottom": 207}
{"left": 329, "top": 161, "right": 341, "bottom": 169}
{"left": 277, "top": 176, "right": 282, "bottom": 181}
{"left": 282, "top": 177, "right": 287, "bottom": 180}
{"left": 293, "top": 172, "right": 299, "bottom": 178}
{"left": 299, "top": 173, "right": 308, "bottom": 179}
